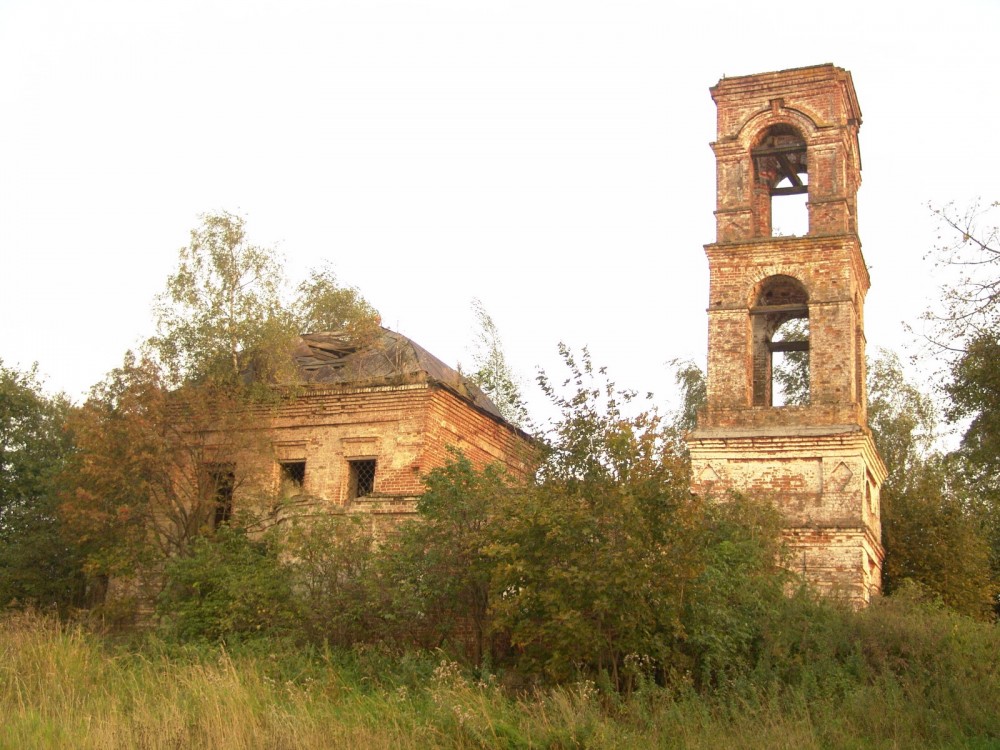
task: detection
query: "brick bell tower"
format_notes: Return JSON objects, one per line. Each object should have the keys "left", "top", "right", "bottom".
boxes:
{"left": 687, "top": 64, "right": 886, "bottom": 604}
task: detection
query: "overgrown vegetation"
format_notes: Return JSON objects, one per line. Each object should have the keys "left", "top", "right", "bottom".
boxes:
{"left": 2, "top": 599, "right": 997, "bottom": 749}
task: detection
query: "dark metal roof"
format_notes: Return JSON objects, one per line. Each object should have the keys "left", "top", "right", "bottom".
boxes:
{"left": 289, "top": 328, "right": 504, "bottom": 420}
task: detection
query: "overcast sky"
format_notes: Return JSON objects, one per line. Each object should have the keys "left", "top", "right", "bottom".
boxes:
{"left": 2, "top": 0, "right": 998, "bottom": 416}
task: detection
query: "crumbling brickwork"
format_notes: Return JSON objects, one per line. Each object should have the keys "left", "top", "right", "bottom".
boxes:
{"left": 264, "top": 379, "right": 531, "bottom": 527}
{"left": 216, "top": 330, "right": 534, "bottom": 535}
{"left": 688, "top": 65, "right": 886, "bottom": 605}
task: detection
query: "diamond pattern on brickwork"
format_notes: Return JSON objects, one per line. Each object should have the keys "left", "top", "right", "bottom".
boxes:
{"left": 830, "top": 461, "right": 853, "bottom": 492}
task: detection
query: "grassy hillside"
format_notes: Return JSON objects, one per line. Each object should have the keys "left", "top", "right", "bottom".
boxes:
{"left": 2, "top": 602, "right": 998, "bottom": 750}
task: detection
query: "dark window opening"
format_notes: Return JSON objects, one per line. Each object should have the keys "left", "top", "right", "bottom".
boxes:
{"left": 751, "top": 275, "right": 810, "bottom": 407}
{"left": 348, "top": 459, "right": 376, "bottom": 499}
{"left": 280, "top": 461, "right": 306, "bottom": 495}
{"left": 204, "top": 463, "right": 235, "bottom": 528}
{"left": 752, "top": 124, "right": 808, "bottom": 237}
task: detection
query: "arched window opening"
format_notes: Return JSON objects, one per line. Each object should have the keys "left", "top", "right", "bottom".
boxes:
{"left": 751, "top": 275, "right": 809, "bottom": 407}
{"left": 752, "top": 124, "right": 808, "bottom": 237}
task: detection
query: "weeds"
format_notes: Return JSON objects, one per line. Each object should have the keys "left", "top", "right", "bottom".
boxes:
{"left": 3, "top": 602, "right": 998, "bottom": 749}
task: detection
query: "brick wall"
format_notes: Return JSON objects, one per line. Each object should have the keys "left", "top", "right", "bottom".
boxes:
{"left": 425, "top": 386, "right": 534, "bottom": 477}
{"left": 219, "top": 380, "right": 532, "bottom": 531}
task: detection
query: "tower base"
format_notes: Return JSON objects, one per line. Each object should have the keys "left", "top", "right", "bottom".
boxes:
{"left": 689, "top": 425, "right": 886, "bottom": 606}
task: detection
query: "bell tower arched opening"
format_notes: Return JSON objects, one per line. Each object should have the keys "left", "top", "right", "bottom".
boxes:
{"left": 751, "top": 275, "right": 809, "bottom": 407}
{"left": 752, "top": 124, "right": 808, "bottom": 238}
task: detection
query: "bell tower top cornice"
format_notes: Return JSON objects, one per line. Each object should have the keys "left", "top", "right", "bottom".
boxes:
{"left": 710, "top": 64, "right": 861, "bottom": 142}
{"left": 709, "top": 64, "right": 863, "bottom": 243}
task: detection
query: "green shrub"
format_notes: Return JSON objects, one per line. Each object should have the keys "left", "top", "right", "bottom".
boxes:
{"left": 680, "top": 494, "right": 790, "bottom": 689}
{"left": 281, "top": 515, "right": 385, "bottom": 647}
{"left": 156, "top": 525, "right": 297, "bottom": 643}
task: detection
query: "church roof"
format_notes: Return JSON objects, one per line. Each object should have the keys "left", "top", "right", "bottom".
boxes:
{"left": 289, "top": 328, "right": 503, "bottom": 420}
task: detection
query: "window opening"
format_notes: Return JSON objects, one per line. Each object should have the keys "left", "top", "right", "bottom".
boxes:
{"left": 204, "top": 463, "right": 235, "bottom": 528}
{"left": 771, "top": 318, "right": 810, "bottom": 406}
{"left": 348, "top": 459, "right": 377, "bottom": 499}
{"left": 752, "top": 124, "right": 808, "bottom": 237}
{"left": 771, "top": 174, "right": 809, "bottom": 236}
{"left": 280, "top": 461, "right": 306, "bottom": 495}
{"left": 751, "top": 275, "right": 809, "bottom": 407}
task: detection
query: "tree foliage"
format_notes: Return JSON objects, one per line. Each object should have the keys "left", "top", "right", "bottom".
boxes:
{"left": 157, "top": 525, "right": 297, "bottom": 643}
{"left": 922, "top": 201, "right": 1000, "bottom": 487}
{"left": 58, "top": 214, "right": 383, "bottom": 611}
{"left": 415, "top": 454, "right": 510, "bottom": 647}
{"left": 867, "top": 349, "right": 937, "bottom": 492}
{"left": 535, "top": 345, "right": 671, "bottom": 486}
{"left": 945, "top": 332, "right": 1000, "bottom": 494}
{"left": 921, "top": 200, "right": 1000, "bottom": 614}
{"left": 771, "top": 317, "right": 810, "bottom": 406}
{"left": 293, "top": 263, "right": 381, "bottom": 342}
{"left": 487, "top": 477, "right": 702, "bottom": 684}
{"left": 924, "top": 200, "right": 1000, "bottom": 354}
{"left": 668, "top": 358, "right": 706, "bottom": 437}
{"left": 280, "top": 514, "right": 390, "bottom": 647}
{"left": 880, "top": 457, "right": 994, "bottom": 619}
{"left": 867, "top": 350, "right": 995, "bottom": 618}
{"left": 15, "top": 198, "right": 1000, "bottom": 699}
{"left": 60, "top": 353, "right": 275, "bottom": 603}
{"left": 151, "top": 212, "right": 383, "bottom": 391}
{"left": 151, "top": 211, "right": 297, "bottom": 387}
{"left": 215, "top": 347, "right": 788, "bottom": 686}
{"left": 0, "top": 361, "right": 83, "bottom": 609}
{"left": 682, "top": 494, "right": 789, "bottom": 687}
{"left": 466, "top": 299, "right": 529, "bottom": 428}
{"left": 397, "top": 348, "right": 790, "bottom": 687}
{"left": 0, "top": 363, "right": 72, "bottom": 517}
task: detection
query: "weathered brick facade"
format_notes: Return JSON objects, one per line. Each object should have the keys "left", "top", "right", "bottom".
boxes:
{"left": 688, "top": 65, "right": 886, "bottom": 604}
{"left": 235, "top": 330, "right": 533, "bottom": 529}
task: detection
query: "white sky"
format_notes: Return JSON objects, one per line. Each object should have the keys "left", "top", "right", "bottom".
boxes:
{"left": 2, "top": 0, "right": 998, "bottom": 416}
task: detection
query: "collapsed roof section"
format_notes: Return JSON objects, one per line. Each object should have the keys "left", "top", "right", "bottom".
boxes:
{"left": 289, "top": 328, "right": 503, "bottom": 421}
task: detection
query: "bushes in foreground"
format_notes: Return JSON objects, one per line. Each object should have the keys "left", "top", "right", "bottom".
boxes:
{"left": 144, "top": 348, "right": 996, "bottom": 694}
{"left": 149, "top": 448, "right": 793, "bottom": 690}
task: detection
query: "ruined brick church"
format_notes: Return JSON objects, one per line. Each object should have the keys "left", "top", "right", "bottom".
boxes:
{"left": 687, "top": 64, "right": 885, "bottom": 604}
{"left": 197, "top": 64, "right": 883, "bottom": 606}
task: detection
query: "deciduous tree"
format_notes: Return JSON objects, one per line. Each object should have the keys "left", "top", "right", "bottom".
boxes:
{"left": 57, "top": 213, "right": 397, "bottom": 619}
{"left": 466, "top": 299, "right": 529, "bottom": 429}
{"left": 924, "top": 200, "right": 1000, "bottom": 354}
{"left": 868, "top": 350, "right": 995, "bottom": 618}
{"left": 157, "top": 525, "right": 297, "bottom": 643}
{"left": 392, "top": 449, "right": 514, "bottom": 663}
{"left": 0, "top": 361, "right": 82, "bottom": 608}
{"left": 293, "top": 263, "right": 381, "bottom": 343}
{"left": 151, "top": 211, "right": 296, "bottom": 388}
{"left": 488, "top": 348, "right": 701, "bottom": 683}
{"left": 668, "top": 357, "right": 705, "bottom": 438}
{"left": 281, "top": 515, "right": 386, "bottom": 647}
{"left": 921, "top": 200, "right": 1000, "bottom": 613}
{"left": 61, "top": 353, "right": 274, "bottom": 607}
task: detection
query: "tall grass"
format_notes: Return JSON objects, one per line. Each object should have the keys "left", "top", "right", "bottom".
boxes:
{"left": 2, "top": 604, "right": 998, "bottom": 749}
